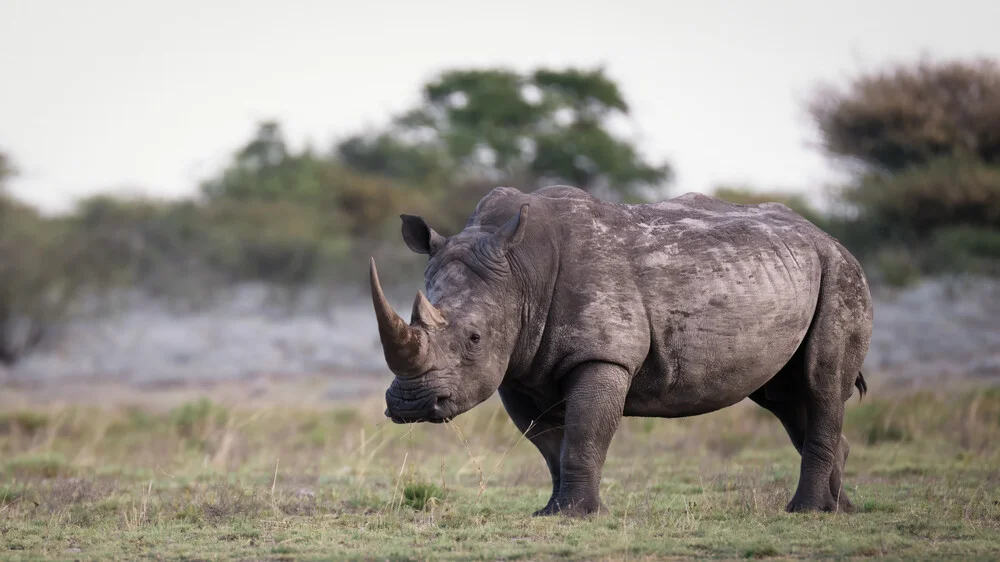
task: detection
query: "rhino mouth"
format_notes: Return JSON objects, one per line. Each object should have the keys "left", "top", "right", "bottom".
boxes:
{"left": 384, "top": 386, "right": 454, "bottom": 424}
{"left": 385, "top": 412, "right": 452, "bottom": 425}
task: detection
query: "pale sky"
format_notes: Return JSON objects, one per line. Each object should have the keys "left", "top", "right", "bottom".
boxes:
{"left": 2, "top": 0, "right": 999, "bottom": 213}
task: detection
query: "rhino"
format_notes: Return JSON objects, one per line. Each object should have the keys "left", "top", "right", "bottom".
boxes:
{"left": 369, "top": 185, "right": 873, "bottom": 516}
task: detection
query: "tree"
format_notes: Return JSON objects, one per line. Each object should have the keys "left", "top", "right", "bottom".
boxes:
{"left": 810, "top": 58, "right": 1000, "bottom": 174}
{"left": 200, "top": 121, "right": 440, "bottom": 238}
{"left": 0, "top": 151, "right": 82, "bottom": 365}
{"left": 809, "top": 58, "right": 1000, "bottom": 235}
{"left": 335, "top": 67, "right": 671, "bottom": 202}
{"left": 336, "top": 133, "right": 451, "bottom": 187}
{"left": 201, "top": 121, "right": 326, "bottom": 202}
{"left": 841, "top": 156, "right": 1000, "bottom": 235}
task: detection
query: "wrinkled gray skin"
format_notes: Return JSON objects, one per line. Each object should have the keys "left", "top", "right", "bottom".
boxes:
{"left": 371, "top": 185, "right": 873, "bottom": 517}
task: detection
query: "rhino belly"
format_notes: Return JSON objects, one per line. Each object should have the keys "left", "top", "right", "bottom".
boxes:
{"left": 623, "top": 262, "right": 819, "bottom": 418}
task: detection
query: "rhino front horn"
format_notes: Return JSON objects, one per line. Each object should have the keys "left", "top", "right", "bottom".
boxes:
{"left": 369, "top": 258, "right": 427, "bottom": 375}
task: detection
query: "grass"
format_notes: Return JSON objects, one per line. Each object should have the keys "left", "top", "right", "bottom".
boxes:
{"left": 0, "top": 383, "right": 998, "bottom": 560}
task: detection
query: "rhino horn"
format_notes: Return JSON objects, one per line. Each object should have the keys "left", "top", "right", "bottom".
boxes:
{"left": 411, "top": 290, "right": 447, "bottom": 329}
{"left": 488, "top": 204, "right": 530, "bottom": 256}
{"left": 369, "top": 258, "right": 427, "bottom": 375}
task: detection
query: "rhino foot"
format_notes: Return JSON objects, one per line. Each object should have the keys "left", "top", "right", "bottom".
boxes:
{"left": 532, "top": 496, "right": 606, "bottom": 517}
{"left": 532, "top": 496, "right": 558, "bottom": 517}
{"left": 532, "top": 505, "right": 557, "bottom": 517}
{"left": 785, "top": 492, "right": 842, "bottom": 514}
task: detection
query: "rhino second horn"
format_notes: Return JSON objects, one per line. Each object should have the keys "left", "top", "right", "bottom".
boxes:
{"left": 369, "top": 258, "right": 426, "bottom": 375}
{"left": 412, "top": 290, "right": 447, "bottom": 329}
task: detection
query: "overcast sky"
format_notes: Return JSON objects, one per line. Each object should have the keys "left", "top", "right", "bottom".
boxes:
{"left": 2, "top": 0, "right": 999, "bottom": 213}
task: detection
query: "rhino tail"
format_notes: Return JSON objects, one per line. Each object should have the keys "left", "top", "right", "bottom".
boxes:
{"left": 854, "top": 371, "right": 868, "bottom": 401}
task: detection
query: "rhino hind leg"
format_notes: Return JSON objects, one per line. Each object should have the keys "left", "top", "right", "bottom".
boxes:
{"left": 750, "top": 388, "right": 855, "bottom": 513}
{"left": 752, "top": 263, "right": 870, "bottom": 514}
{"left": 497, "top": 387, "right": 566, "bottom": 516}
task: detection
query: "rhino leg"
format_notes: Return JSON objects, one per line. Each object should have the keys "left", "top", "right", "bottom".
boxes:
{"left": 749, "top": 389, "right": 855, "bottom": 513}
{"left": 540, "top": 361, "right": 630, "bottom": 517}
{"left": 748, "top": 388, "right": 807, "bottom": 454}
{"left": 781, "top": 266, "right": 868, "bottom": 513}
{"left": 497, "top": 387, "right": 565, "bottom": 516}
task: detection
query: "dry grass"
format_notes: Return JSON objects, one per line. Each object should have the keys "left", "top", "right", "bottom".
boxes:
{"left": 0, "top": 380, "right": 998, "bottom": 560}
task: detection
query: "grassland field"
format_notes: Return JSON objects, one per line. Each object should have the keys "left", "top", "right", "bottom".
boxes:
{"left": 0, "top": 375, "right": 998, "bottom": 561}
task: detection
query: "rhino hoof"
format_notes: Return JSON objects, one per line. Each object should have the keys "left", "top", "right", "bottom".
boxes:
{"left": 533, "top": 497, "right": 605, "bottom": 517}
{"left": 532, "top": 506, "right": 557, "bottom": 517}
{"left": 785, "top": 496, "right": 840, "bottom": 513}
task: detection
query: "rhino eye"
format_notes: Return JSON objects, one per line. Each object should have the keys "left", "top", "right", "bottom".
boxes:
{"left": 469, "top": 333, "right": 481, "bottom": 344}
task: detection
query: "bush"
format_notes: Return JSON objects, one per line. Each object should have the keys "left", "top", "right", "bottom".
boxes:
{"left": 869, "top": 247, "right": 923, "bottom": 288}
{"left": 809, "top": 57, "right": 1000, "bottom": 173}
{"left": 402, "top": 481, "right": 446, "bottom": 511}
{"left": 808, "top": 57, "right": 1000, "bottom": 278}
{"left": 840, "top": 156, "right": 1000, "bottom": 235}
{"left": 924, "top": 226, "right": 1000, "bottom": 276}
{"left": 200, "top": 198, "right": 349, "bottom": 285}
{"left": 0, "top": 195, "right": 84, "bottom": 365}
{"left": 68, "top": 195, "right": 353, "bottom": 291}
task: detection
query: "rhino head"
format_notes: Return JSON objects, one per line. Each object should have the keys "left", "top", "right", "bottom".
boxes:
{"left": 370, "top": 204, "right": 530, "bottom": 424}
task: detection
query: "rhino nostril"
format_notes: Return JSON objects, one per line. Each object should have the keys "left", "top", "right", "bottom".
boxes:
{"left": 431, "top": 392, "right": 452, "bottom": 414}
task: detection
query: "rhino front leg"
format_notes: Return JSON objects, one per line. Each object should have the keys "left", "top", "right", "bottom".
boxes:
{"left": 497, "top": 387, "right": 565, "bottom": 515}
{"left": 542, "top": 361, "right": 630, "bottom": 517}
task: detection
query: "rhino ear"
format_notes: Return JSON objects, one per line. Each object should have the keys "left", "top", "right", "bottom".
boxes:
{"left": 401, "top": 215, "right": 445, "bottom": 255}
{"left": 488, "top": 204, "right": 529, "bottom": 255}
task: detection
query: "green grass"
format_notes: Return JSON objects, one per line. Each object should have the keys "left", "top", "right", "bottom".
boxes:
{"left": 1, "top": 386, "right": 999, "bottom": 560}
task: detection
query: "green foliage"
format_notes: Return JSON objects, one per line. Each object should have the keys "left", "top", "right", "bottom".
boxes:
{"left": 1, "top": 127, "right": 454, "bottom": 366}
{"left": 869, "top": 247, "right": 923, "bottom": 288}
{"left": 201, "top": 121, "right": 443, "bottom": 237}
{"left": 926, "top": 226, "right": 1000, "bottom": 275}
{"left": 810, "top": 57, "right": 1000, "bottom": 173}
{"left": 401, "top": 481, "right": 446, "bottom": 511}
{"left": 841, "top": 156, "right": 1000, "bottom": 235}
{"left": 809, "top": 57, "right": 1000, "bottom": 279}
{"left": 336, "top": 133, "right": 451, "bottom": 186}
{"left": 201, "top": 121, "right": 318, "bottom": 201}
{"left": 336, "top": 66, "right": 671, "bottom": 201}
{"left": 0, "top": 188, "right": 87, "bottom": 365}
{"left": 66, "top": 194, "right": 350, "bottom": 290}
{"left": 200, "top": 198, "right": 348, "bottom": 283}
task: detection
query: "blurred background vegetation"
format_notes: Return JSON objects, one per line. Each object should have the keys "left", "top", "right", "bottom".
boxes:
{"left": 2, "top": 59, "right": 999, "bottom": 367}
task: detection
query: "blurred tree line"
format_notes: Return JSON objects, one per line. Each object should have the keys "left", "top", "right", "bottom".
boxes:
{"left": 812, "top": 58, "right": 1000, "bottom": 283}
{"left": 709, "top": 58, "right": 1000, "bottom": 284}
{"left": 2, "top": 60, "right": 999, "bottom": 365}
